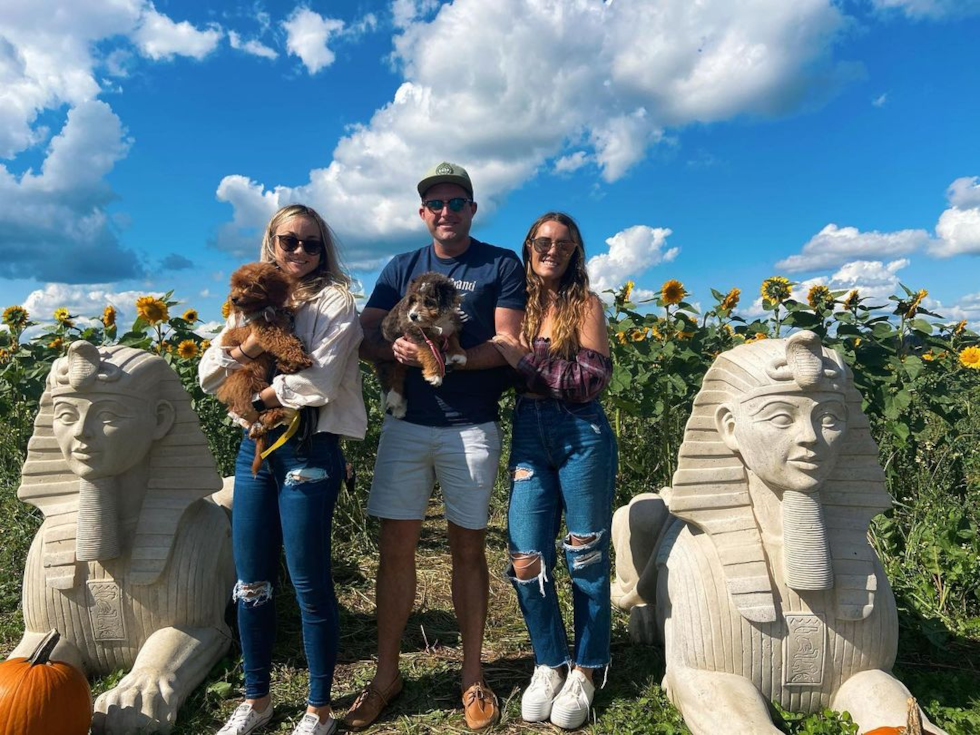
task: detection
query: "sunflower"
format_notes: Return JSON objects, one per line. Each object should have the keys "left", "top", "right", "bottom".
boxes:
{"left": 954, "top": 319, "right": 967, "bottom": 335}
{"left": 48, "top": 337, "right": 64, "bottom": 350}
{"left": 722, "top": 323, "right": 735, "bottom": 337}
{"left": 959, "top": 346, "right": 980, "bottom": 369}
{"left": 807, "top": 285, "right": 833, "bottom": 310}
{"left": 176, "top": 339, "right": 200, "bottom": 359}
{"left": 745, "top": 332, "right": 768, "bottom": 344}
{"left": 2, "top": 305, "right": 28, "bottom": 329}
{"left": 182, "top": 308, "right": 199, "bottom": 323}
{"left": 136, "top": 296, "right": 169, "bottom": 325}
{"left": 649, "top": 324, "right": 664, "bottom": 340}
{"left": 101, "top": 305, "right": 116, "bottom": 328}
{"left": 720, "top": 287, "right": 740, "bottom": 311}
{"left": 853, "top": 337, "right": 862, "bottom": 347}
{"left": 616, "top": 331, "right": 628, "bottom": 345}
{"left": 201, "top": 339, "right": 211, "bottom": 352}
{"left": 661, "top": 279, "right": 686, "bottom": 305}
{"left": 221, "top": 299, "right": 232, "bottom": 320}
{"left": 630, "top": 329, "right": 645, "bottom": 342}
{"left": 904, "top": 289, "right": 927, "bottom": 318}
{"left": 678, "top": 331, "right": 694, "bottom": 340}
{"left": 53, "top": 307, "right": 74, "bottom": 327}
{"left": 843, "top": 289, "right": 860, "bottom": 310}
{"left": 761, "top": 276, "right": 792, "bottom": 304}
{"left": 922, "top": 351, "right": 935, "bottom": 362}
{"left": 623, "top": 280, "right": 635, "bottom": 302}
{"left": 0, "top": 348, "right": 9, "bottom": 363}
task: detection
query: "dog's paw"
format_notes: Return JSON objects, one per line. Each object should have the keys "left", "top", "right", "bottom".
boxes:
{"left": 385, "top": 391, "right": 407, "bottom": 418}
{"left": 424, "top": 373, "right": 443, "bottom": 387}
{"left": 447, "top": 352, "right": 467, "bottom": 366}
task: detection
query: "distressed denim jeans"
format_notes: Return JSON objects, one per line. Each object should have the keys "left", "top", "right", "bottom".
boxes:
{"left": 232, "top": 429, "right": 343, "bottom": 707}
{"left": 506, "top": 396, "right": 618, "bottom": 669}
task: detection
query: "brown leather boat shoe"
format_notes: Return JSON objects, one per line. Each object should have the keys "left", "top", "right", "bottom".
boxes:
{"left": 462, "top": 681, "right": 500, "bottom": 730}
{"left": 343, "top": 672, "right": 404, "bottom": 731}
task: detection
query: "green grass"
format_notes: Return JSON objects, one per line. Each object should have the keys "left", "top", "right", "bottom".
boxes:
{"left": 1, "top": 412, "right": 978, "bottom": 733}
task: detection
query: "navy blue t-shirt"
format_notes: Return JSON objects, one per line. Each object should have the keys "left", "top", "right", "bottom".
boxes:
{"left": 366, "top": 238, "right": 526, "bottom": 426}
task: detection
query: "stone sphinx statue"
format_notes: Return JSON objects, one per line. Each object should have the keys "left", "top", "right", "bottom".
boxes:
{"left": 8, "top": 341, "right": 234, "bottom": 733}
{"left": 611, "top": 331, "right": 946, "bottom": 735}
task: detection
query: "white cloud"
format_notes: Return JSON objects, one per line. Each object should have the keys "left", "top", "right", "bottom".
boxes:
{"left": 946, "top": 176, "right": 980, "bottom": 209}
{"left": 941, "top": 291, "right": 980, "bottom": 330}
{"left": 216, "top": 0, "right": 854, "bottom": 261}
{"left": 132, "top": 4, "right": 222, "bottom": 61}
{"left": 282, "top": 7, "right": 345, "bottom": 74}
{"left": 554, "top": 151, "right": 589, "bottom": 175}
{"left": 872, "top": 92, "right": 888, "bottom": 107}
{"left": 197, "top": 320, "right": 224, "bottom": 337}
{"left": 392, "top": 0, "right": 441, "bottom": 29}
{"left": 930, "top": 176, "right": 980, "bottom": 257}
{"left": 0, "top": 100, "right": 141, "bottom": 282}
{"left": 228, "top": 30, "right": 277, "bottom": 60}
{"left": 775, "top": 223, "right": 929, "bottom": 272}
{"left": 587, "top": 225, "right": 677, "bottom": 296}
{"left": 0, "top": 1, "right": 141, "bottom": 158}
{"left": 22, "top": 283, "right": 155, "bottom": 324}
{"left": 0, "top": 1, "right": 232, "bottom": 282}
{"left": 870, "top": 0, "right": 980, "bottom": 19}
{"left": 932, "top": 206, "right": 980, "bottom": 257}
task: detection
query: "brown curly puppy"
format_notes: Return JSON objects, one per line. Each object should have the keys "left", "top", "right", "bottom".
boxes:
{"left": 217, "top": 262, "right": 313, "bottom": 445}
{"left": 377, "top": 272, "right": 467, "bottom": 418}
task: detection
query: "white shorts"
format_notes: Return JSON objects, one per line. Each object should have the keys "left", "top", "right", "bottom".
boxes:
{"left": 367, "top": 416, "right": 502, "bottom": 530}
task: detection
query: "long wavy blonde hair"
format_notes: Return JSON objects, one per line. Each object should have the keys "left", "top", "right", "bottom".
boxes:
{"left": 521, "top": 212, "right": 592, "bottom": 358}
{"left": 260, "top": 204, "right": 351, "bottom": 303}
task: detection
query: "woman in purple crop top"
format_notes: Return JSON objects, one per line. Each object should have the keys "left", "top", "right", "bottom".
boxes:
{"left": 491, "top": 212, "right": 617, "bottom": 730}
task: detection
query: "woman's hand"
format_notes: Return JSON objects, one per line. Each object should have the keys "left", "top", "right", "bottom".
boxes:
{"left": 491, "top": 333, "right": 529, "bottom": 368}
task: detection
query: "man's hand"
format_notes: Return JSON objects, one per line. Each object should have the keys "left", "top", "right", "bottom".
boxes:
{"left": 393, "top": 336, "right": 423, "bottom": 367}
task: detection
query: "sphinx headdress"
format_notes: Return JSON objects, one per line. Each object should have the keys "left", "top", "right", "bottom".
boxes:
{"left": 18, "top": 341, "right": 222, "bottom": 588}
{"left": 667, "top": 331, "right": 892, "bottom": 623}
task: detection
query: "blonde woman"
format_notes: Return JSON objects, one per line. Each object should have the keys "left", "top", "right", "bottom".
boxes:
{"left": 200, "top": 205, "right": 367, "bottom": 735}
{"left": 491, "top": 212, "right": 617, "bottom": 730}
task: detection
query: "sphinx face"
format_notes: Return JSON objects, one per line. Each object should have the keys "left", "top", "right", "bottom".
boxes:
{"left": 728, "top": 392, "right": 848, "bottom": 493}
{"left": 52, "top": 395, "right": 164, "bottom": 480}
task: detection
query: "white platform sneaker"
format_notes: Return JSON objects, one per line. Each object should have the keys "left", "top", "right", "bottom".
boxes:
{"left": 549, "top": 669, "right": 595, "bottom": 730}
{"left": 291, "top": 712, "right": 338, "bottom": 735}
{"left": 216, "top": 702, "right": 274, "bottom": 735}
{"left": 521, "top": 664, "right": 566, "bottom": 722}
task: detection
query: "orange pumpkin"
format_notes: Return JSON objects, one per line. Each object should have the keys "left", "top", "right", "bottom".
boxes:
{"left": 864, "top": 729, "right": 904, "bottom": 735}
{"left": 0, "top": 629, "right": 91, "bottom": 735}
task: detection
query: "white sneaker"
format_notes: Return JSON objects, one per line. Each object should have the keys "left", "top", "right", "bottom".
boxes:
{"left": 521, "top": 665, "right": 566, "bottom": 722}
{"left": 549, "top": 669, "right": 595, "bottom": 730}
{"left": 292, "top": 712, "right": 338, "bottom": 735}
{"left": 217, "top": 702, "right": 274, "bottom": 735}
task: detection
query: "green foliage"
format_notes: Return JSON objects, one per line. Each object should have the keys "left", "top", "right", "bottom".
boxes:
{"left": 1, "top": 281, "right": 979, "bottom": 732}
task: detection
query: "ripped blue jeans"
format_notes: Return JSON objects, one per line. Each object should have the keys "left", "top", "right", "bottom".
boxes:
{"left": 232, "top": 428, "right": 343, "bottom": 706}
{"left": 506, "top": 396, "right": 617, "bottom": 670}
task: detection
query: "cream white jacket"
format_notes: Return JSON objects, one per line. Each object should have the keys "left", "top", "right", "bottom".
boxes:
{"left": 199, "top": 285, "right": 367, "bottom": 440}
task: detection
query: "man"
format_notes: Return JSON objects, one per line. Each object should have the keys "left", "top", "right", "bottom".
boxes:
{"left": 346, "top": 162, "right": 525, "bottom": 731}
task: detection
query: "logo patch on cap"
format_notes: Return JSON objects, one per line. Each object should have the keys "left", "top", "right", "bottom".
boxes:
{"left": 436, "top": 164, "right": 454, "bottom": 174}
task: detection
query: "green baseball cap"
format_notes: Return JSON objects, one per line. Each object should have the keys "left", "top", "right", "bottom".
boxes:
{"left": 417, "top": 161, "right": 473, "bottom": 198}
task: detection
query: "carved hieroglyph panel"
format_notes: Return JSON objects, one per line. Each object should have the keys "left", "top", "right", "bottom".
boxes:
{"left": 784, "top": 613, "right": 826, "bottom": 687}
{"left": 88, "top": 579, "right": 126, "bottom": 641}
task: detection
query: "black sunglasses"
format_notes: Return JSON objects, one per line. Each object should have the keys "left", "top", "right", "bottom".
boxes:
{"left": 422, "top": 197, "right": 472, "bottom": 213}
{"left": 529, "top": 237, "right": 576, "bottom": 255}
{"left": 275, "top": 234, "right": 323, "bottom": 255}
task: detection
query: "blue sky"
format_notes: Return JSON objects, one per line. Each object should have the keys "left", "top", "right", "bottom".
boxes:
{"left": 2, "top": 0, "right": 979, "bottom": 336}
